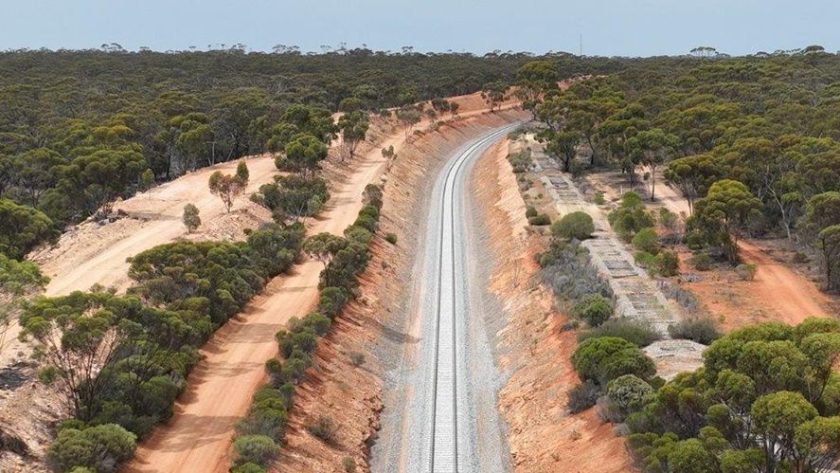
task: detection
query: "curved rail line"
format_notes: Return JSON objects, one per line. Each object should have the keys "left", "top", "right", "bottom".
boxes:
{"left": 428, "top": 124, "right": 519, "bottom": 473}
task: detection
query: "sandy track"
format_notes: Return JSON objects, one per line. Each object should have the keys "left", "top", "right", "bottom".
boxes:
{"left": 653, "top": 179, "right": 833, "bottom": 325}
{"left": 730, "top": 241, "right": 830, "bottom": 321}
{"left": 123, "top": 135, "right": 394, "bottom": 473}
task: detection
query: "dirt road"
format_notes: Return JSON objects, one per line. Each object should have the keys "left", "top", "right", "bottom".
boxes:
{"left": 736, "top": 241, "right": 830, "bottom": 321}
{"left": 123, "top": 134, "right": 395, "bottom": 473}
{"left": 654, "top": 178, "right": 832, "bottom": 325}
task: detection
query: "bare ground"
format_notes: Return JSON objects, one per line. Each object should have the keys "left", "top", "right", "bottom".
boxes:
{"left": 585, "top": 169, "right": 838, "bottom": 331}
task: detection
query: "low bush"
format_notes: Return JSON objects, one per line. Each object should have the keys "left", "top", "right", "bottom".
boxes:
{"left": 656, "top": 251, "right": 680, "bottom": 277}
{"left": 606, "top": 375, "right": 654, "bottom": 421}
{"left": 593, "top": 192, "right": 606, "bottom": 205}
{"left": 47, "top": 424, "right": 137, "bottom": 473}
{"left": 571, "top": 294, "right": 614, "bottom": 327}
{"left": 236, "top": 387, "right": 289, "bottom": 441}
{"left": 658, "top": 207, "right": 678, "bottom": 230}
{"left": 579, "top": 318, "right": 661, "bottom": 347}
{"left": 349, "top": 351, "right": 365, "bottom": 367}
{"left": 539, "top": 240, "right": 612, "bottom": 302}
{"left": 632, "top": 228, "right": 659, "bottom": 255}
{"left": 342, "top": 457, "right": 357, "bottom": 473}
{"left": 608, "top": 192, "right": 654, "bottom": 241}
{"left": 634, "top": 251, "right": 657, "bottom": 269}
{"left": 525, "top": 206, "right": 538, "bottom": 218}
{"left": 552, "top": 211, "right": 595, "bottom": 240}
{"left": 507, "top": 149, "right": 533, "bottom": 173}
{"left": 735, "top": 263, "right": 758, "bottom": 281}
{"left": 231, "top": 463, "right": 267, "bottom": 473}
{"left": 571, "top": 336, "right": 656, "bottom": 386}
{"left": 668, "top": 317, "right": 720, "bottom": 345}
{"left": 568, "top": 380, "right": 601, "bottom": 413}
{"left": 0, "top": 253, "right": 49, "bottom": 294}
{"left": 318, "top": 286, "right": 350, "bottom": 319}
{"left": 232, "top": 435, "right": 278, "bottom": 467}
{"left": 384, "top": 233, "right": 398, "bottom": 244}
{"left": 251, "top": 175, "right": 330, "bottom": 221}
{"left": 689, "top": 253, "right": 713, "bottom": 271}
{"left": 306, "top": 415, "right": 337, "bottom": 443}
{"left": 528, "top": 214, "right": 551, "bottom": 226}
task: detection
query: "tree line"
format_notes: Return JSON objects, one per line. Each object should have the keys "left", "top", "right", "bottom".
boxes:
{"left": 1, "top": 49, "right": 583, "bottom": 262}
{"left": 230, "top": 184, "right": 384, "bottom": 473}
{"left": 525, "top": 52, "right": 840, "bottom": 289}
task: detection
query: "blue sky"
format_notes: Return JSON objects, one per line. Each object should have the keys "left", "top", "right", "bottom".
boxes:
{"left": 2, "top": 0, "right": 839, "bottom": 56}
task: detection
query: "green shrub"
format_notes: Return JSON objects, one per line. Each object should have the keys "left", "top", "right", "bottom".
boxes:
{"left": 632, "top": 228, "right": 660, "bottom": 254}
{"left": 621, "top": 191, "right": 643, "bottom": 208}
{"left": 606, "top": 375, "right": 654, "bottom": 419}
{"left": 668, "top": 317, "right": 720, "bottom": 345}
{"left": 342, "top": 457, "right": 357, "bottom": 473}
{"left": 47, "top": 424, "right": 137, "bottom": 473}
{"left": 318, "top": 286, "right": 350, "bottom": 319}
{"left": 736, "top": 263, "right": 758, "bottom": 281}
{"left": 525, "top": 206, "right": 538, "bottom": 218}
{"left": 528, "top": 214, "right": 551, "bottom": 226}
{"left": 659, "top": 207, "right": 678, "bottom": 230}
{"left": 552, "top": 211, "right": 595, "bottom": 240}
{"left": 353, "top": 213, "right": 378, "bottom": 232}
{"left": 539, "top": 239, "right": 613, "bottom": 301}
{"left": 384, "top": 233, "right": 398, "bottom": 244}
{"left": 608, "top": 192, "right": 654, "bottom": 241}
{"left": 237, "top": 401, "right": 288, "bottom": 441}
{"left": 231, "top": 463, "right": 267, "bottom": 473}
{"left": 568, "top": 380, "right": 601, "bottom": 413}
{"left": 689, "top": 253, "right": 713, "bottom": 271}
{"left": 634, "top": 251, "right": 657, "bottom": 269}
{"left": 684, "top": 230, "right": 706, "bottom": 250}
{"left": 656, "top": 251, "right": 680, "bottom": 277}
{"left": 571, "top": 294, "right": 614, "bottom": 327}
{"left": 232, "top": 435, "right": 278, "bottom": 467}
{"left": 571, "top": 336, "right": 656, "bottom": 386}
{"left": 252, "top": 175, "right": 330, "bottom": 220}
{"left": 349, "top": 351, "right": 365, "bottom": 367}
{"left": 68, "top": 468, "right": 96, "bottom": 473}
{"left": 0, "top": 253, "right": 49, "bottom": 294}
{"left": 0, "top": 198, "right": 60, "bottom": 259}
{"left": 579, "top": 318, "right": 661, "bottom": 347}
{"left": 508, "top": 149, "right": 533, "bottom": 173}
{"left": 594, "top": 192, "right": 606, "bottom": 205}
{"left": 306, "top": 415, "right": 337, "bottom": 443}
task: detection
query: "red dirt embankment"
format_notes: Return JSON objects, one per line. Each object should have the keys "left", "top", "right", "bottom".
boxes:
{"left": 124, "top": 95, "right": 523, "bottom": 473}
{"left": 274, "top": 110, "right": 527, "bottom": 472}
{"left": 477, "top": 140, "right": 633, "bottom": 473}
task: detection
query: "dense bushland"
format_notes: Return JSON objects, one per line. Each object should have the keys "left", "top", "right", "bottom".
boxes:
{"left": 527, "top": 52, "right": 840, "bottom": 289}
{"left": 621, "top": 318, "right": 840, "bottom": 473}
{"left": 0, "top": 49, "right": 602, "bottom": 261}
{"left": 19, "top": 222, "right": 305, "bottom": 472}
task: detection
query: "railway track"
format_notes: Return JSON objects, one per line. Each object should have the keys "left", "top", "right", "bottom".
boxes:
{"left": 426, "top": 125, "right": 518, "bottom": 473}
